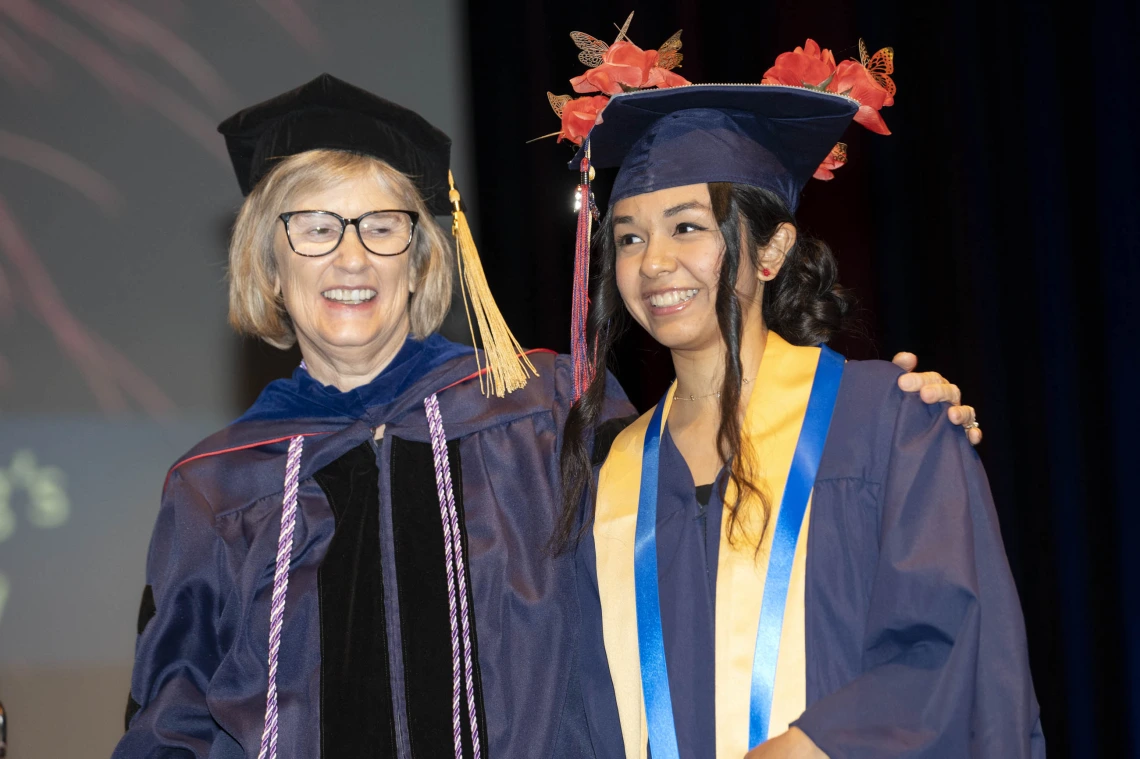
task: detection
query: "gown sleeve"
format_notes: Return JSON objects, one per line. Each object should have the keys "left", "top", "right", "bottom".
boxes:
{"left": 552, "top": 359, "right": 636, "bottom": 759}
{"left": 113, "top": 468, "right": 228, "bottom": 758}
{"left": 793, "top": 392, "right": 1045, "bottom": 758}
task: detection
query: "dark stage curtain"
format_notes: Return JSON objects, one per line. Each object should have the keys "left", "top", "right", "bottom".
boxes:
{"left": 465, "top": 1, "right": 1139, "bottom": 756}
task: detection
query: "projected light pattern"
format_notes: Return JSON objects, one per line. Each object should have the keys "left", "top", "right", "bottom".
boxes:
{"left": 0, "top": 449, "right": 69, "bottom": 629}
{"left": 0, "top": 0, "right": 323, "bottom": 414}
{"left": 0, "top": 0, "right": 225, "bottom": 159}
{"left": 0, "top": 571, "right": 8, "bottom": 629}
{"left": 0, "top": 449, "right": 70, "bottom": 544}
{"left": 0, "top": 195, "right": 174, "bottom": 413}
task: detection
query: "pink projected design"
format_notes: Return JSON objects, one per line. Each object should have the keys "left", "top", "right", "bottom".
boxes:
{"left": 0, "top": 195, "right": 174, "bottom": 413}
{"left": 255, "top": 0, "right": 323, "bottom": 53}
{"left": 0, "top": 0, "right": 226, "bottom": 159}
{"left": 0, "top": 0, "right": 323, "bottom": 414}
{"left": 0, "top": 131, "right": 124, "bottom": 213}
{"left": 0, "top": 21, "right": 52, "bottom": 87}
{"left": 61, "top": 0, "right": 238, "bottom": 110}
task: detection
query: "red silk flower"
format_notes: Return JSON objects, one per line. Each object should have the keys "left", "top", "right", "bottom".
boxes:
{"left": 761, "top": 38, "right": 838, "bottom": 89}
{"left": 571, "top": 40, "right": 689, "bottom": 95}
{"left": 762, "top": 38, "right": 892, "bottom": 134}
{"left": 831, "top": 59, "right": 891, "bottom": 134}
{"left": 559, "top": 95, "right": 610, "bottom": 144}
{"left": 813, "top": 144, "right": 848, "bottom": 181}
{"left": 762, "top": 38, "right": 895, "bottom": 176}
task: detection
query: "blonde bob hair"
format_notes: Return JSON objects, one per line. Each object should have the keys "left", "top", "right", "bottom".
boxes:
{"left": 228, "top": 149, "right": 454, "bottom": 349}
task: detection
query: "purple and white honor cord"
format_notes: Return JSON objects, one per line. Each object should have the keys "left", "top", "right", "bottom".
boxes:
{"left": 425, "top": 393, "right": 483, "bottom": 759}
{"left": 258, "top": 435, "right": 304, "bottom": 759}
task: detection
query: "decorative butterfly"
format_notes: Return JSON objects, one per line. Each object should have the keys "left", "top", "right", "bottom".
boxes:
{"left": 657, "top": 30, "right": 684, "bottom": 70}
{"left": 858, "top": 38, "right": 895, "bottom": 98}
{"left": 828, "top": 142, "right": 848, "bottom": 166}
{"left": 547, "top": 92, "right": 572, "bottom": 118}
{"left": 571, "top": 11, "right": 635, "bottom": 67}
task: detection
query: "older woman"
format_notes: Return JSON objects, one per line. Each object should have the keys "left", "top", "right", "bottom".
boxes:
{"left": 556, "top": 42, "right": 1043, "bottom": 759}
{"left": 114, "top": 73, "right": 636, "bottom": 759}
{"left": 115, "top": 74, "right": 978, "bottom": 758}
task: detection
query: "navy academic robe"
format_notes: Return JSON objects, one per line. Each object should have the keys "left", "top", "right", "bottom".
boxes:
{"left": 114, "top": 334, "right": 634, "bottom": 759}
{"left": 576, "top": 359, "right": 1045, "bottom": 758}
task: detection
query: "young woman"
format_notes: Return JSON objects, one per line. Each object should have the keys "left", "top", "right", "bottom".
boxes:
{"left": 557, "top": 54, "right": 1043, "bottom": 759}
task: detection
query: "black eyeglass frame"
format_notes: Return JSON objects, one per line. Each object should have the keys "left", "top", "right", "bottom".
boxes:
{"left": 278, "top": 209, "right": 420, "bottom": 257}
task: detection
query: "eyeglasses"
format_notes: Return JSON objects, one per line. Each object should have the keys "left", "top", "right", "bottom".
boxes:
{"left": 278, "top": 210, "right": 419, "bottom": 257}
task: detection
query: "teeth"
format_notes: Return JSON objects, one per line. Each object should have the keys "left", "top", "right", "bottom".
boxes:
{"left": 322, "top": 288, "right": 377, "bottom": 304}
{"left": 648, "top": 289, "right": 698, "bottom": 308}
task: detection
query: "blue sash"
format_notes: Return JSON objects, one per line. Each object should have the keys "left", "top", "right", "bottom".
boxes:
{"left": 634, "top": 346, "right": 845, "bottom": 758}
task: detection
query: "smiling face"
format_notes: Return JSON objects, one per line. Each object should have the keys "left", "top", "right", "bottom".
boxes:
{"left": 612, "top": 183, "right": 761, "bottom": 353}
{"left": 273, "top": 176, "right": 415, "bottom": 368}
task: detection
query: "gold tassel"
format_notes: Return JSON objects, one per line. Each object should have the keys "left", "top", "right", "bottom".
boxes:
{"left": 448, "top": 170, "right": 537, "bottom": 397}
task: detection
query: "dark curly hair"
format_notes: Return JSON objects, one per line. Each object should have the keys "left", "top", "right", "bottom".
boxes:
{"left": 554, "top": 182, "right": 852, "bottom": 551}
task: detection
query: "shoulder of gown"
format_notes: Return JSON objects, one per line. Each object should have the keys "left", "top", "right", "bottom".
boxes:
{"left": 165, "top": 349, "right": 634, "bottom": 516}
{"left": 796, "top": 359, "right": 1045, "bottom": 757}
{"left": 391, "top": 350, "right": 634, "bottom": 442}
{"left": 162, "top": 344, "right": 482, "bottom": 515}
{"left": 816, "top": 357, "right": 909, "bottom": 483}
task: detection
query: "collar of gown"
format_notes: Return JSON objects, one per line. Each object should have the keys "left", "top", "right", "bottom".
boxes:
{"left": 235, "top": 333, "right": 475, "bottom": 423}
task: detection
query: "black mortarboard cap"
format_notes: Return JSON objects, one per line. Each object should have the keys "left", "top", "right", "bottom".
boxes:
{"left": 571, "top": 84, "right": 859, "bottom": 211}
{"left": 218, "top": 73, "right": 453, "bottom": 214}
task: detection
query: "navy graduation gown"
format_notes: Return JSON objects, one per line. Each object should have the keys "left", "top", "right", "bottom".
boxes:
{"left": 114, "top": 334, "right": 634, "bottom": 759}
{"left": 576, "top": 359, "right": 1045, "bottom": 758}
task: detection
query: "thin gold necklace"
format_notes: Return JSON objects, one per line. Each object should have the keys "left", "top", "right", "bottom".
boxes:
{"left": 673, "top": 376, "right": 751, "bottom": 401}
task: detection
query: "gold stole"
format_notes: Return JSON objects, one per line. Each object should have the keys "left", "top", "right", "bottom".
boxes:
{"left": 593, "top": 333, "right": 818, "bottom": 758}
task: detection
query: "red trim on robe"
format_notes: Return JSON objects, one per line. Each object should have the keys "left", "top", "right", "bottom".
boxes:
{"left": 161, "top": 348, "right": 558, "bottom": 489}
{"left": 165, "top": 431, "right": 333, "bottom": 488}
{"left": 435, "top": 348, "right": 558, "bottom": 394}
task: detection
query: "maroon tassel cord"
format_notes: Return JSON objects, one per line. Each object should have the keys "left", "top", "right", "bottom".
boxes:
{"left": 571, "top": 148, "right": 597, "bottom": 401}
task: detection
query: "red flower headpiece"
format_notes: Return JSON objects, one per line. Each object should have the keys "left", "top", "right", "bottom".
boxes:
{"left": 762, "top": 38, "right": 897, "bottom": 179}
{"left": 543, "top": 25, "right": 896, "bottom": 401}
{"left": 546, "top": 12, "right": 690, "bottom": 144}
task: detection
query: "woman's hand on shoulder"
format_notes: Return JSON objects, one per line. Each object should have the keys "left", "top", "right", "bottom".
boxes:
{"left": 744, "top": 727, "right": 828, "bottom": 759}
{"left": 892, "top": 352, "right": 982, "bottom": 446}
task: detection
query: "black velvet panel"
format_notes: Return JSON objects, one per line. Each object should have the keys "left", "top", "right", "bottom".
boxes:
{"left": 217, "top": 74, "right": 453, "bottom": 213}
{"left": 390, "top": 436, "right": 487, "bottom": 759}
{"left": 124, "top": 584, "right": 157, "bottom": 730}
{"left": 313, "top": 441, "right": 397, "bottom": 759}
{"left": 136, "top": 585, "right": 156, "bottom": 634}
{"left": 124, "top": 694, "right": 140, "bottom": 732}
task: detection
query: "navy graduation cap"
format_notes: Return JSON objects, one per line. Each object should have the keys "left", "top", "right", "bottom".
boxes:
{"left": 572, "top": 85, "right": 859, "bottom": 212}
